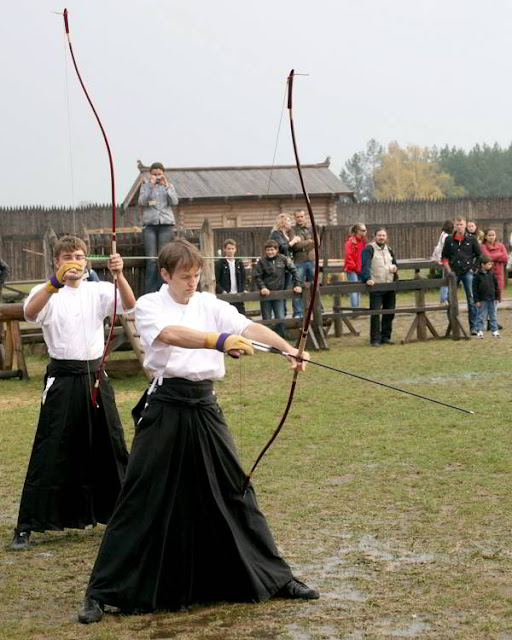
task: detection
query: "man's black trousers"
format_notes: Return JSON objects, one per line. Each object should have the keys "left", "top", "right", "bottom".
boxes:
{"left": 369, "top": 290, "right": 396, "bottom": 344}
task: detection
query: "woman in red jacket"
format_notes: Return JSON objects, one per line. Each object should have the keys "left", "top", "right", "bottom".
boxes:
{"left": 482, "top": 228, "right": 508, "bottom": 330}
{"left": 482, "top": 228, "right": 508, "bottom": 293}
{"left": 344, "top": 222, "right": 368, "bottom": 307}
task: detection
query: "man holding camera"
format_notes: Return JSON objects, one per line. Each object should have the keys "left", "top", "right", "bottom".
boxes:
{"left": 139, "top": 161, "right": 179, "bottom": 293}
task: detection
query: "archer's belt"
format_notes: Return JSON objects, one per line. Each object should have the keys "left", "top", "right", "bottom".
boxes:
{"left": 48, "top": 358, "right": 102, "bottom": 376}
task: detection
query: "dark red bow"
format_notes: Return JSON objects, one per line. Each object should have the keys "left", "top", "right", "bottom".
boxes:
{"left": 62, "top": 8, "right": 118, "bottom": 406}
{"left": 243, "top": 69, "right": 320, "bottom": 492}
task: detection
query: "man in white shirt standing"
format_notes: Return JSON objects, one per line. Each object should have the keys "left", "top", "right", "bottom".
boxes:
{"left": 10, "top": 236, "right": 136, "bottom": 550}
{"left": 79, "top": 238, "right": 319, "bottom": 624}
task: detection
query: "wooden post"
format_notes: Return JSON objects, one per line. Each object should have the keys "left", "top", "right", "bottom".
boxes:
{"left": 11, "top": 320, "right": 28, "bottom": 379}
{"left": 43, "top": 227, "right": 58, "bottom": 278}
{"left": 311, "top": 280, "right": 328, "bottom": 349}
{"left": 199, "top": 218, "right": 215, "bottom": 293}
{"left": 321, "top": 227, "right": 329, "bottom": 286}
{"left": 331, "top": 273, "right": 343, "bottom": 337}
{"left": 414, "top": 274, "right": 427, "bottom": 341}
{"left": 447, "top": 273, "right": 461, "bottom": 339}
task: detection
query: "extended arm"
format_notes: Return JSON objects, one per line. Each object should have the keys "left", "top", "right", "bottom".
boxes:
{"left": 108, "top": 254, "right": 136, "bottom": 310}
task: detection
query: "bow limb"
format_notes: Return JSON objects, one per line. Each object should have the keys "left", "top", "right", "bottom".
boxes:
{"left": 242, "top": 69, "right": 320, "bottom": 493}
{"left": 62, "top": 8, "right": 118, "bottom": 405}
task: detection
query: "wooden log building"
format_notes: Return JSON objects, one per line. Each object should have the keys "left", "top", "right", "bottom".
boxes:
{"left": 123, "top": 157, "right": 354, "bottom": 229}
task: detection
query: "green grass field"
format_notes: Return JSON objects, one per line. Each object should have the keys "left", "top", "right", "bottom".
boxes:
{"left": 1, "top": 307, "right": 511, "bottom": 639}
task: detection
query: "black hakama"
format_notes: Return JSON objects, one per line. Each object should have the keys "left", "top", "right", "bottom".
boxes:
{"left": 86, "top": 377, "right": 293, "bottom": 611}
{"left": 16, "top": 358, "right": 129, "bottom": 533}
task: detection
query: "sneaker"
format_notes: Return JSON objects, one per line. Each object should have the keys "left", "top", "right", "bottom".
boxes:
{"left": 78, "top": 596, "right": 104, "bottom": 624}
{"left": 370, "top": 342, "right": 381, "bottom": 347}
{"left": 275, "top": 578, "right": 320, "bottom": 600}
{"left": 10, "top": 530, "right": 31, "bottom": 550}
{"left": 476, "top": 331, "right": 484, "bottom": 339}
{"left": 471, "top": 329, "right": 479, "bottom": 336}
{"left": 492, "top": 331, "right": 502, "bottom": 338}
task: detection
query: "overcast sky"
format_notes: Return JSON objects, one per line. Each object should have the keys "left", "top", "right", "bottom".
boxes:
{"left": 2, "top": 0, "right": 512, "bottom": 207}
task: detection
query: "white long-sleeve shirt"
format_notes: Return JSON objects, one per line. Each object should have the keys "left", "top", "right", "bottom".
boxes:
{"left": 24, "top": 281, "right": 123, "bottom": 360}
{"left": 135, "top": 286, "right": 252, "bottom": 381}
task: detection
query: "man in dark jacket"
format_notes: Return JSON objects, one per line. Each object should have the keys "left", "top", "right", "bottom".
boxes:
{"left": 441, "top": 216, "right": 481, "bottom": 334}
{"left": 215, "top": 239, "right": 247, "bottom": 315}
{"left": 253, "top": 240, "right": 301, "bottom": 337}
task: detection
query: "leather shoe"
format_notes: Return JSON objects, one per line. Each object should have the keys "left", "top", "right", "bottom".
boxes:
{"left": 276, "top": 578, "right": 320, "bottom": 600}
{"left": 78, "top": 597, "right": 104, "bottom": 624}
{"left": 10, "top": 530, "right": 30, "bottom": 550}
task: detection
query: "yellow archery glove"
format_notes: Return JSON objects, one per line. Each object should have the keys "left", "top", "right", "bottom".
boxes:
{"left": 46, "top": 261, "right": 84, "bottom": 293}
{"left": 204, "top": 332, "right": 254, "bottom": 356}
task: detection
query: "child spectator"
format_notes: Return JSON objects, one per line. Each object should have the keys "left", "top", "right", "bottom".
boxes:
{"left": 473, "top": 255, "right": 501, "bottom": 338}
{"left": 215, "top": 239, "right": 247, "bottom": 315}
{"left": 253, "top": 240, "right": 301, "bottom": 337}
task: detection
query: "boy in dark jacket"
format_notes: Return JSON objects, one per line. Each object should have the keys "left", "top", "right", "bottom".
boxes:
{"left": 473, "top": 254, "right": 501, "bottom": 338}
{"left": 253, "top": 240, "right": 301, "bottom": 337}
{"left": 215, "top": 239, "right": 247, "bottom": 315}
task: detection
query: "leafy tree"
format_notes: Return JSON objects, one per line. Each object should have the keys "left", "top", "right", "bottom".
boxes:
{"left": 436, "top": 142, "right": 512, "bottom": 197}
{"left": 340, "top": 139, "right": 384, "bottom": 200}
{"left": 374, "top": 142, "right": 465, "bottom": 200}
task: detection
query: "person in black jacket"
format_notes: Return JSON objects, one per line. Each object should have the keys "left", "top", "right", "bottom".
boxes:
{"left": 253, "top": 240, "right": 301, "bottom": 337}
{"left": 215, "top": 239, "right": 247, "bottom": 315}
{"left": 473, "top": 255, "right": 501, "bottom": 338}
{"left": 270, "top": 213, "right": 301, "bottom": 316}
{"left": 441, "top": 216, "right": 481, "bottom": 334}
{"left": 0, "top": 258, "right": 10, "bottom": 288}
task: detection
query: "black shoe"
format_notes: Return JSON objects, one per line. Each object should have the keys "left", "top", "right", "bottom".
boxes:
{"left": 10, "top": 530, "right": 30, "bottom": 550}
{"left": 380, "top": 340, "right": 394, "bottom": 345}
{"left": 370, "top": 342, "right": 380, "bottom": 347}
{"left": 276, "top": 578, "right": 320, "bottom": 600}
{"left": 78, "top": 597, "right": 104, "bottom": 624}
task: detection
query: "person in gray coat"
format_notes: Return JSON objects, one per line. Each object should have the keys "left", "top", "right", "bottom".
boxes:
{"left": 139, "top": 162, "right": 179, "bottom": 293}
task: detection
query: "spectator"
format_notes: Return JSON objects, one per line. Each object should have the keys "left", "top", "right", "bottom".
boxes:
{"left": 271, "top": 213, "right": 301, "bottom": 315}
{"left": 253, "top": 240, "right": 301, "bottom": 338}
{"left": 291, "top": 210, "right": 315, "bottom": 317}
{"left": 215, "top": 239, "right": 247, "bottom": 315}
{"left": 482, "top": 228, "right": 507, "bottom": 331}
{"left": 138, "top": 162, "right": 179, "bottom": 293}
{"left": 467, "top": 220, "right": 484, "bottom": 243}
{"left": 344, "top": 222, "right": 368, "bottom": 307}
{"left": 0, "top": 258, "right": 10, "bottom": 287}
{"left": 271, "top": 213, "right": 301, "bottom": 259}
{"left": 431, "top": 219, "right": 454, "bottom": 304}
{"left": 361, "top": 228, "right": 398, "bottom": 347}
{"left": 85, "top": 267, "right": 101, "bottom": 282}
{"left": 441, "top": 216, "right": 481, "bottom": 335}
{"left": 473, "top": 255, "right": 501, "bottom": 338}
{"left": 482, "top": 228, "right": 507, "bottom": 294}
